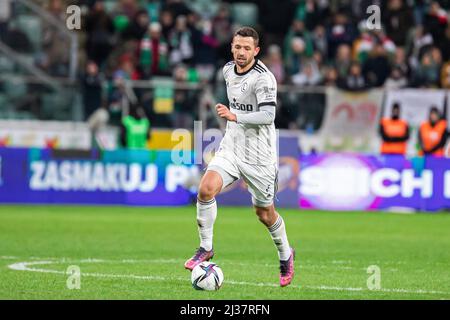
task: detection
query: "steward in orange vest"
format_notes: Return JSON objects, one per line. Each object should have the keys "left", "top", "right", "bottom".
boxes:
{"left": 418, "top": 107, "right": 448, "bottom": 157}
{"left": 379, "top": 103, "right": 410, "bottom": 155}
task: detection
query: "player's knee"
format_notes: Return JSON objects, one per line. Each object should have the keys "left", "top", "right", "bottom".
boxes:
{"left": 255, "top": 207, "right": 271, "bottom": 225}
{"left": 198, "top": 181, "right": 219, "bottom": 201}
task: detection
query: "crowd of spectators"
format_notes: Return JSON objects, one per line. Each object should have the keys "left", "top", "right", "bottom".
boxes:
{"left": 73, "top": 0, "right": 450, "bottom": 90}
{"left": 2, "top": 0, "right": 450, "bottom": 130}
{"left": 74, "top": 0, "right": 450, "bottom": 130}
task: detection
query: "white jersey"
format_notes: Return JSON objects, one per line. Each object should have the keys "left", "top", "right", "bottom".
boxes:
{"left": 220, "top": 59, "right": 278, "bottom": 165}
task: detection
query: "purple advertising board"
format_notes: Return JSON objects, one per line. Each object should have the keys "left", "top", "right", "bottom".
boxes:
{"left": 299, "top": 153, "right": 450, "bottom": 211}
{"left": 2, "top": 147, "right": 449, "bottom": 211}
{"left": 214, "top": 134, "right": 300, "bottom": 208}
{"left": 0, "top": 147, "right": 197, "bottom": 206}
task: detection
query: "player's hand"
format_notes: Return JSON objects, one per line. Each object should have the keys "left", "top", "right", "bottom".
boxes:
{"left": 216, "top": 104, "right": 237, "bottom": 122}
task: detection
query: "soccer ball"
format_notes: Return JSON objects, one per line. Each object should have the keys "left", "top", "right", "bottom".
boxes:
{"left": 191, "top": 262, "right": 224, "bottom": 291}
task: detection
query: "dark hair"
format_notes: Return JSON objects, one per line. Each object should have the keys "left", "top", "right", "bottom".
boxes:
{"left": 430, "top": 106, "right": 440, "bottom": 115}
{"left": 234, "top": 27, "right": 259, "bottom": 46}
{"left": 392, "top": 102, "right": 401, "bottom": 110}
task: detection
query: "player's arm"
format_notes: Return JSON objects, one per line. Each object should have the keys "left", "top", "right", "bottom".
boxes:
{"left": 233, "top": 73, "right": 278, "bottom": 125}
{"left": 235, "top": 105, "right": 275, "bottom": 125}
{"left": 238, "top": 73, "right": 277, "bottom": 125}
{"left": 215, "top": 104, "right": 275, "bottom": 125}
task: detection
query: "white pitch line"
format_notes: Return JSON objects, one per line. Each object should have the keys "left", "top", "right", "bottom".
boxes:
{"left": 0, "top": 256, "right": 19, "bottom": 260}
{"left": 6, "top": 259, "right": 450, "bottom": 296}
{"left": 1, "top": 256, "right": 394, "bottom": 271}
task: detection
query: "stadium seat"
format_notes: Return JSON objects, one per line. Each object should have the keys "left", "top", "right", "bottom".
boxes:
{"left": 14, "top": 15, "right": 42, "bottom": 51}
{"left": 3, "top": 77, "right": 27, "bottom": 100}
{"left": 189, "top": 0, "right": 220, "bottom": 18}
{"left": 231, "top": 3, "right": 258, "bottom": 26}
{"left": 0, "top": 56, "right": 14, "bottom": 73}
{"left": 42, "top": 91, "right": 72, "bottom": 121}
{"left": 103, "top": 0, "right": 117, "bottom": 13}
{"left": 0, "top": 94, "right": 11, "bottom": 112}
{"left": 16, "top": 111, "right": 36, "bottom": 120}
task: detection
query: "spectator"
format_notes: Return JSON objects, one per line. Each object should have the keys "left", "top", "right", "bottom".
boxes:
{"left": 337, "top": 61, "right": 369, "bottom": 91}
{"left": 412, "top": 49, "right": 441, "bottom": 87}
{"left": 363, "top": 43, "right": 392, "bottom": 87}
{"left": 168, "top": 15, "right": 194, "bottom": 66}
{"left": 406, "top": 25, "right": 434, "bottom": 70}
{"left": 117, "top": 53, "right": 140, "bottom": 80}
{"left": 114, "top": 0, "right": 140, "bottom": 21}
{"left": 382, "top": 0, "right": 414, "bottom": 47}
{"left": 163, "top": 0, "right": 192, "bottom": 21}
{"left": 106, "top": 67, "right": 138, "bottom": 127}
{"left": 372, "top": 30, "right": 397, "bottom": 58}
{"left": 326, "top": 12, "right": 357, "bottom": 60}
{"left": 259, "top": 0, "right": 299, "bottom": 38}
{"left": 312, "top": 51, "right": 325, "bottom": 76}
{"left": 263, "top": 45, "right": 285, "bottom": 84}
{"left": 173, "top": 65, "right": 199, "bottom": 128}
{"left": 212, "top": 4, "right": 233, "bottom": 64}
{"left": 441, "top": 61, "right": 450, "bottom": 88}
{"left": 120, "top": 103, "right": 151, "bottom": 149}
{"left": 322, "top": 65, "right": 339, "bottom": 86}
{"left": 379, "top": 103, "right": 410, "bottom": 155}
{"left": 392, "top": 47, "right": 410, "bottom": 79}
{"left": 160, "top": 9, "right": 174, "bottom": 41}
{"left": 81, "top": 61, "right": 104, "bottom": 120}
{"left": 284, "top": 20, "right": 314, "bottom": 75}
{"left": 312, "top": 25, "right": 328, "bottom": 59}
{"left": 295, "top": 0, "right": 327, "bottom": 31}
{"left": 418, "top": 106, "right": 448, "bottom": 157}
{"left": 121, "top": 9, "right": 150, "bottom": 41}
{"left": 292, "top": 61, "right": 322, "bottom": 86}
{"left": 138, "top": 22, "right": 170, "bottom": 78}
{"left": 353, "top": 30, "right": 374, "bottom": 64}
{"left": 424, "top": 1, "right": 448, "bottom": 45}
{"left": 334, "top": 44, "right": 352, "bottom": 78}
{"left": 192, "top": 18, "right": 219, "bottom": 81}
{"left": 85, "top": 1, "right": 115, "bottom": 67}
{"left": 384, "top": 66, "right": 408, "bottom": 89}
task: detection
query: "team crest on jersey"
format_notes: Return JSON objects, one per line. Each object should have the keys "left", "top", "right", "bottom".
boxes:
{"left": 241, "top": 82, "right": 248, "bottom": 92}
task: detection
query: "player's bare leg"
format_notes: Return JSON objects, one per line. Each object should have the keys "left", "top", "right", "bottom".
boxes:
{"left": 255, "top": 204, "right": 295, "bottom": 287}
{"left": 184, "top": 170, "right": 223, "bottom": 271}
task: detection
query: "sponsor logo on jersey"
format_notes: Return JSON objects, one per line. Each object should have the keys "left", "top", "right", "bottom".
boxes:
{"left": 230, "top": 98, "right": 253, "bottom": 111}
{"left": 263, "top": 86, "right": 276, "bottom": 100}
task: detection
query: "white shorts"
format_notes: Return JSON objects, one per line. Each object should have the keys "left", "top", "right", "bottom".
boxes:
{"left": 206, "top": 150, "right": 278, "bottom": 207}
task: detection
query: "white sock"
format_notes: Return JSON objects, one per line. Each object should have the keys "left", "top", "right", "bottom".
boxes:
{"left": 196, "top": 197, "right": 217, "bottom": 251}
{"left": 268, "top": 214, "right": 291, "bottom": 261}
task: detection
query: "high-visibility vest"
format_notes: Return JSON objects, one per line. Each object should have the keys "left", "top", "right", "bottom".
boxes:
{"left": 122, "top": 115, "right": 150, "bottom": 149}
{"left": 419, "top": 120, "right": 447, "bottom": 156}
{"left": 380, "top": 118, "right": 408, "bottom": 155}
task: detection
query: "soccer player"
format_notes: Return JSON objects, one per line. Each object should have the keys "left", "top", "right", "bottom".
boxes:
{"left": 184, "top": 27, "right": 295, "bottom": 287}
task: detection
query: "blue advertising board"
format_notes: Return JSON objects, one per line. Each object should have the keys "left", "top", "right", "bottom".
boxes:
{"left": 0, "top": 148, "right": 197, "bottom": 206}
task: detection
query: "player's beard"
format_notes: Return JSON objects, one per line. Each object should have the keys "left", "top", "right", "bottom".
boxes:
{"left": 235, "top": 56, "right": 252, "bottom": 68}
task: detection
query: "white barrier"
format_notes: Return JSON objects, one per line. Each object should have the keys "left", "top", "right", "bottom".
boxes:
{"left": 0, "top": 120, "right": 91, "bottom": 149}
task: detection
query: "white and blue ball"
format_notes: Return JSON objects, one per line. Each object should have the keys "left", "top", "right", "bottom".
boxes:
{"left": 191, "top": 262, "right": 224, "bottom": 291}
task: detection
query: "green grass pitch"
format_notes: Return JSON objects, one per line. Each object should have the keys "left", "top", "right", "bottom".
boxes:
{"left": 0, "top": 205, "right": 449, "bottom": 300}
